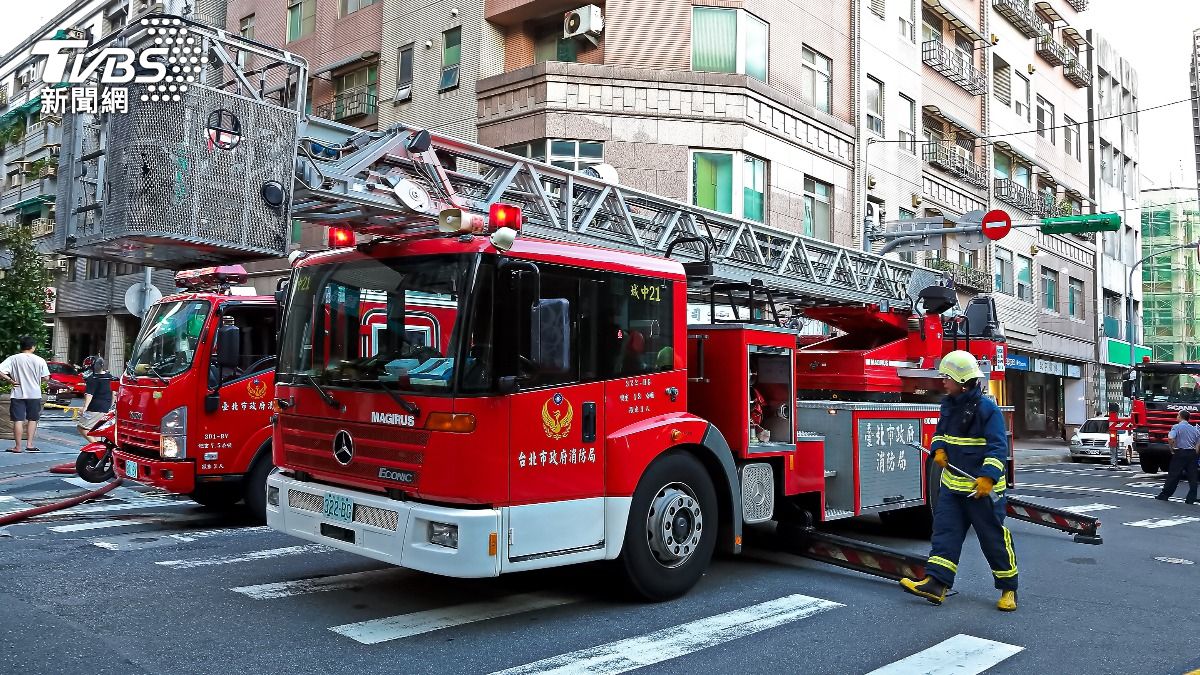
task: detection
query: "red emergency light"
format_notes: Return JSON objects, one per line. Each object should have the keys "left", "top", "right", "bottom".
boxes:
{"left": 328, "top": 225, "right": 356, "bottom": 248}
{"left": 489, "top": 203, "right": 522, "bottom": 231}
{"left": 174, "top": 265, "right": 249, "bottom": 292}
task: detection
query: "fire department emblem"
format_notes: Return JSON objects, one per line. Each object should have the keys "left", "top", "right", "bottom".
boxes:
{"left": 542, "top": 393, "right": 574, "bottom": 440}
{"left": 247, "top": 378, "right": 268, "bottom": 400}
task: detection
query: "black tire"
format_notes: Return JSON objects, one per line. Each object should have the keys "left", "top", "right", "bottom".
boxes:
{"left": 243, "top": 453, "right": 275, "bottom": 523}
{"left": 879, "top": 456, "right": 940, "bottom": 538}
{"left": 1140, "top": 457, "right": 1159, "bottom": 474}
{"left": 189, "top": 484, "right": 241, "bottom": 509}
{"left": 618, "top": 452, "right": 718, "bottom": 602}
{"left": 75, "top": 451, "right": 114, "bottom": 483}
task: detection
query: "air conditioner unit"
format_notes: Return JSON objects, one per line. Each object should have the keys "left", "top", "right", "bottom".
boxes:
{"left": 65, "top": 28, "right": 87, "bottom": 40}
{"left": 564, "top": 5, "right": 603, "bottom": 41}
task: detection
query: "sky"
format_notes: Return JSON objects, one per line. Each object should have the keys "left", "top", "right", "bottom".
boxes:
{"left": 1, "top": 1, "right": 1197, "bottom": 189}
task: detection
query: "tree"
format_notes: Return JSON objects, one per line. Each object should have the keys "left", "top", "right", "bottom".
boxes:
{"left": 0, "top": 224, "right": 50, "bottom": 357}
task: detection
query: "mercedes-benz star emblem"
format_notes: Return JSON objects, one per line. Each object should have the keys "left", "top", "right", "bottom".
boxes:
{"left": 333, "top": 430, "right": 354, "bottom": 466}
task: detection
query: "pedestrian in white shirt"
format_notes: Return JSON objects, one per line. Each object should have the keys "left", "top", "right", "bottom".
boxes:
{"left": 0, "top": 336, "right": 50, "bottom": 453}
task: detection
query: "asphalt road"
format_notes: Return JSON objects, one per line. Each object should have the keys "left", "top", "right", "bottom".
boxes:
{"left": 1, "top": 455, "right": 1198, "bottom": 675}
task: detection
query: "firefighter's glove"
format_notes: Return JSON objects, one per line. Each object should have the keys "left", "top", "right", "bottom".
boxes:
{"left": 933, "top": 449, "right": 948, "bottom": 468}
{"left": 973, "top": 476, "right": 995, "bottom": 499}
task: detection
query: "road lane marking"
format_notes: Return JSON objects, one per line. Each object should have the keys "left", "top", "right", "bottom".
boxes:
{"left": 1060, "top": 503, "right": 1118, "bottom": 514}
{"left": 167, "top": 525, "right": 270, "bottom": 542}
{"left": 156, "top": 544, "right": 332, "bottom": 569}
{"left": 1123, "top": 517, "right": 1200, "bottom": 529}
{"left": 48, "top": 519, "right": 151, "bottom": 532}
{"left": 1018, "top": 483, "right": 1168, "bottom": 500}
{"left": 91, "top": 525, "right": 270, "bottom": 549}
{"left": 0, "top": 496, "right": 34, "bottom": 514}
{"left": 331, "top": 592, "right": 579, "bottom": 645}
{"left": 490, "top": 594, "right": 843, "bottom": 675}
{"left": 230, "top": 568, "right": 403, "bottom": 599}
{"left": 32, "top": 498, "right": 192, "bottom": 518}
{"left": 864, "top": 634, "right": 1023, "bottom": 675}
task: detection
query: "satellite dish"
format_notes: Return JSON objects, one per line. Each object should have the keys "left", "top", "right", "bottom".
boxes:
{"left": 124, "top": 282, "right": 163, "bottom": 318}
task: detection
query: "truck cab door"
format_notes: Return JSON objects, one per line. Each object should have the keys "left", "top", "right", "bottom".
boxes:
{"left": 203, "top": 304, "right": 278, "bottom": 472}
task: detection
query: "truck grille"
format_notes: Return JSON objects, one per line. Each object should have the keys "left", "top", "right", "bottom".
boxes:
{"left": 279, "top": 414, "right": 426, "bottom": 488}
{"left": 287, "top": 488, "right": 399, "bottom": 531}
{"left": 119, "top": 418, "right": 160, "bottom": 452}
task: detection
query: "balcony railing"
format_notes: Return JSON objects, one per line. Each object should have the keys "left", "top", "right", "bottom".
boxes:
{"left": 995, "top": 178, "right": 1048, "bottom": 216}
{"left": 1066, "top": 0, "right": 1088, "bottom": 10}
{"left": 30, "top": 218, "right": 53, "bottom": 238}
{"left": 922, "top": 142, "right": 989, "bottom": 188}
{"left": 929, "top": 258, "right": 994, "bottom": 293}
{"left": 921, "top": 41, "right": 987, "bottom": 96}
{"left": 314, "top": 87, "right": 378, "bottom": 121}
{"left": 993, "top": 0, "right": 1043, "bottom": 38}
{"left": 1036, "top": 34, "right": 1071, "bottom": 67}
{"left": 1064, "top": 58, "right": 1091, "bottom": 88}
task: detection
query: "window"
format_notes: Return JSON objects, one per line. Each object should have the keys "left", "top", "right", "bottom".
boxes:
{"left": 865, "top": 77, "right": 883, "bottom": 136}
{"left": 803, "top": 177, "right": 833, "bottom": 241}
{"left": 922, "top": 9, "right": 941, "bottom": 44}
{"left": 691, "top": 8, "right": 768, "bottom": 82}
{"left": 1063, "top": 115, "right": 1077, "bottom": 159}
{"left": 993, "top": 149, "right": 1011, "bottom": 179}
{"left": 1013, "top": 161, "right": 1031, "bottom": 189}
{"left": 287, "top": 0, "right": 315, "bottom": 41}
{"left": 899, "top": 94, "right": 916, "bottom": 152}
{"left": 216, "top": 305, "right": 278, "bottom": 380}
{"left": 1097, "top": 70, "right": 1107, "bottom": 112}
{"left": 85, "top": 259, "right": 112, "bottom": 280}
{"left": 992, "top": 56, "right": 1011, "bottom": 108}
{"left": 899, "top": 16, "right": 914, "bottom": 42}
{"left": 1016, "top": 255, "right": 1033, "bottom": 302}
{"left": 440, "top": 27, "right": 461, "bottom": 91}
{"left": 396, "top": 44, "right": 413, "bottom": 102}
{"left": 1014, "top": 73, "right": 1030, "bottom": 121}
{"left": 535, "top": 25, "right": 578, "bottom": 64}
{"left": 340, "top": 0, "right": 376, "bottom": 16}
{"left": 65, "top": 257, "right": 77, "bottom": 282}
{"left": 1068, "top": 277, "right": 1084, "bottom": 319}
{"left": 995, "top": 248, "right": 1014, "bottom": 295}
{"left": 801, "top": 47, "right": 832, "bottom": 113}
{"left": 1100, "top": 141, "right": 1112, "bottom": 185}
{"left": 238, "top": 14, "right": 255, "bottom": 68}
{"left": 870, "top": 0, "right": 885, "bottom": 19}
{"left": 503, "top": 139, "right": 604, "bottom": 173}
{"left": 898, "top": 209, "right": 915, "bottom": 262}
{"left": 334, "top": 65, "right": 378, "bottom": 119}
{"left": 1041, "top": 267, "right": 1059, "bottom": 312}
{"left": 1131, "top": 95, "right": 1138, "bottom": 131}
{"left": 1036, "top": 95, "right": 1054, "bottom": 143}
{"left": 691, "top": 151, "right": 767, "bottom": 223}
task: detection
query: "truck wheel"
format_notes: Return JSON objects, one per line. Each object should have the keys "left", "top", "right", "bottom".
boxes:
{"left": 618, "top": 452, "right": 717, "bottom": 602}
{"left": 189, "top": 484, "right": 241, "bottom": 509}
{"left": 243, "top": 454, "right": 275, "bottom": 523}
{"left": 1139, "top": 457, "right": 1158, "bottom": 474}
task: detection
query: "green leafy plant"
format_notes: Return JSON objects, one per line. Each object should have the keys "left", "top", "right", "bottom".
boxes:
{"left": 0, "top": 224, "right": 50, "bottom": 357}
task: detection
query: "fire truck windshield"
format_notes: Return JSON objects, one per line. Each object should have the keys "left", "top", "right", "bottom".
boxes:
{"left": 1136, "top": 371, "right": 1200, "bottom": 404}
{"left": 125, "top": 300, "right": 212, "bottom": 379}
{"left": 278, "top": 254, "right": 483, "bottom": 394}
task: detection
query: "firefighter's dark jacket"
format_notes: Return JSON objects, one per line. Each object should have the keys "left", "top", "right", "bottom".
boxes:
{"left": 930, "top": 385, "right": 1009, "bottom": 493}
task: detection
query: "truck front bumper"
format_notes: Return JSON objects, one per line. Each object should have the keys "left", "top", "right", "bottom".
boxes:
{"left": 1136, "top": 441, "right": 1171, "bottom": 459}
{"left": 266, "top": 472, "right": 502, "bottom": 578}
{"left": 114, "top": 451, "right": 196, "bottom": 494}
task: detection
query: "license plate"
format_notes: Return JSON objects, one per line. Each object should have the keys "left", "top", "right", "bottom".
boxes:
{"left": 323, "top": 493, "right": 355, "bottom": 524}
{"left": 125, "top": 460, "right": 138, "bottom": 478}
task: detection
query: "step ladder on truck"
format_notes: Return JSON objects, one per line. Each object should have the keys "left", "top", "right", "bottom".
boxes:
{"left": 55, "top": 15, "right": 1101, "bottom": 600}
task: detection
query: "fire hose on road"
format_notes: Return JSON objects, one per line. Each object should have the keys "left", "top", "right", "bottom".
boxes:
{"left": 0, "top": 478, "right": 124, "bottom": 527}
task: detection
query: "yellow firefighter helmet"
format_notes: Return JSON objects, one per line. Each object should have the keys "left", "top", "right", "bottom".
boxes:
{"left": 938, "top": 350, "right": 985, "bottom": 384}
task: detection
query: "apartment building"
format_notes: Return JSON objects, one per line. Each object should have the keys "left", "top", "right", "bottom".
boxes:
{"left": 1140, "top": 189, "right": 1200, "bottom": 363}
{"left": 987, "top": 0, "right": 1094, "bottom": 438}
{"left": 1087, "top": 30, "right": 1143, "bottom": 412}
{"left": 476, "top": 0, "right": 859, "bottom": 247}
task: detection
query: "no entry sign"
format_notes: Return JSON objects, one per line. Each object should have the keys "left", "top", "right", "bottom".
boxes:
{"left": 981, "top": 209, "right": 1012, "bottom": 241}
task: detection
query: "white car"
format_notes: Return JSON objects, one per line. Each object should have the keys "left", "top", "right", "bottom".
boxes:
{"left": 1070, "top": 417, "right": 1135, "bottom": 463}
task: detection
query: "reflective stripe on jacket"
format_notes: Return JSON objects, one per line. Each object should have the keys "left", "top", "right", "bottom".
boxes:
{"left": 929, "top": 385, "right": 1009, "bottom": 492}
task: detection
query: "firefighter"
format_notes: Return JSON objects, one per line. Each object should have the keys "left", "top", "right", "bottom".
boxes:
{"left": 900, "top": 350, "right": 1018, "bottom": 612}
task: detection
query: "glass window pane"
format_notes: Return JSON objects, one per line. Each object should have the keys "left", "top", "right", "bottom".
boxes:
{"left": 444, "top": 27, "right": 462, "bottom": 67}
{"left": 550, "top": 139, "right": 575, "bottom": 157}
{"left": 743, "top": 156, "right": 765, "bottom": 223}
{"left": 578, "top": 141, "right": 603, "bottom": 159}
{"left": 744, "top": 14, "right": 768, "bottom": 82}
{"left": 692, "top": 7, "right": 737, "bottom": 74}
{"left": 693, "top": 152, "right": 735, "bottom": 215}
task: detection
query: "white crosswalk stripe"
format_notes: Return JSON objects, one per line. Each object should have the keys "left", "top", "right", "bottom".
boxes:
{"left": 49, "top": 519, "right": 152, "bottom": 532}
{"left": 0, "top": 495, "right": 34, "bottom": 515}
{"left": 91, "top": 525, "right": 271, "bottom": 549}
{"left": 864, "top": 634, "right": 1023, "bottom": 675}
{"left": 490, "top": 594, "right": 843, "bottom": 675}
{"left": 230, "top": 568, "right": 404, "bottom": 600}
{"left": 1123, "top": 516, "right": 1200, "bottom": 529}
{"left": 1060, "top": 503, "right": 1119, "bottom": 514}
{"left": 156, "top": 544, "right": 333, "bottom": 569}
{"left": 331, "top": 592, "right": 580, "bottom": 645}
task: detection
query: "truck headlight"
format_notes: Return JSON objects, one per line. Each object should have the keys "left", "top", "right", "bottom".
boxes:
{"left": 429, "top": 522, "right": 459, "bottom": 549}
{"left": 160, "top": 406, "right": 188, "bottom": 459}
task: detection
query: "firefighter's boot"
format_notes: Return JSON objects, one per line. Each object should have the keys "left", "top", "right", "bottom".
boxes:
{"left": 997, "top": 590, "right": 1017, "bottom": 612}
{"left": 900, "top": 576, "right": 947, "bottom": 605}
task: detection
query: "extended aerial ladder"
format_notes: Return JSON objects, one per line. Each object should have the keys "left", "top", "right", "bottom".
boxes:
{"left": 55, "top": 16, "right": 1100, "bottom": 587}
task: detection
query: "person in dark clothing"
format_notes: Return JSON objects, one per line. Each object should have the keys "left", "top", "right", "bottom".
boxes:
{"left": 78, "top": 357, "right": 115, "bottom": 435}
{"left": 899, "top": 350, "right": 1018, "bottom": 612}
{"left": 1155, "top": 410, "right": 1199, "bottom": 504}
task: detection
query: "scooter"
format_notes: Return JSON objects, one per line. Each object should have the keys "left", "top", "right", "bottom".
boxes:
{"left": 75, "top": 411, "right": 116, "bottom": 483}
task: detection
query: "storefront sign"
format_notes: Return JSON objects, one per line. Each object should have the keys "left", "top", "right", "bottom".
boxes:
{"left": 1066, "top": 364, "right": 1082, "bottom": 379}
{"left": 1105, "top": 338, "right": 1152, "bottom": 366}
{"left": 1006, "top": 354, "right": 1030, "bottom": 371}
{"left": 1034, "top": 358, "right": 1064, "bottom": 377}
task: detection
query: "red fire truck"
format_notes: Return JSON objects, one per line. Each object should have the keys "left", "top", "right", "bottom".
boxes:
{"left": 1125, "top": 357, "right": 1200, "bottom": 473}
{"left": 112, "top": 266, "right": 280, "bottom": 518}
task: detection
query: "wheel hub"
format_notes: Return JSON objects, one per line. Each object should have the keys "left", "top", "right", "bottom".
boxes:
{"left": 646, "top": 484, "right": 703, "bottom": 568}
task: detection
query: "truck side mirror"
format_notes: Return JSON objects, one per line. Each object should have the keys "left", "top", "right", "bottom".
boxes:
{"left": 530, "top": 298, "right": 571, "bottom": 373}
{"left": 216, "top": 324, "right": 242, "bottom": 370}
{"left": 274, "top": 279, "right": 290, "bottom": 307}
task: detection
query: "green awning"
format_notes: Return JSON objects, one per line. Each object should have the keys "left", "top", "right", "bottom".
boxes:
{"left": 0, "top": 96, "right": 42, "bottom": 130}
{"left": 2, "top": 195, "right": 53, "bottom": 215}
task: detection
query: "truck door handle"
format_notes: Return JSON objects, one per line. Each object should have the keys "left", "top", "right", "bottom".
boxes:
{"left": 582, "top": 402, "right": 596, "bottom": 443}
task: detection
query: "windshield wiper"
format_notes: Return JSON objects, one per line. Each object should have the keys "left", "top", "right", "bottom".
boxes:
{"left": 127, "top": 363, "right": 169, "bottom": 386}
{"left": 375, "top": 377, "right": 420, "bottom": 416}
{"left": 303, "top": 374, "right": 344, "bottom": 411}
